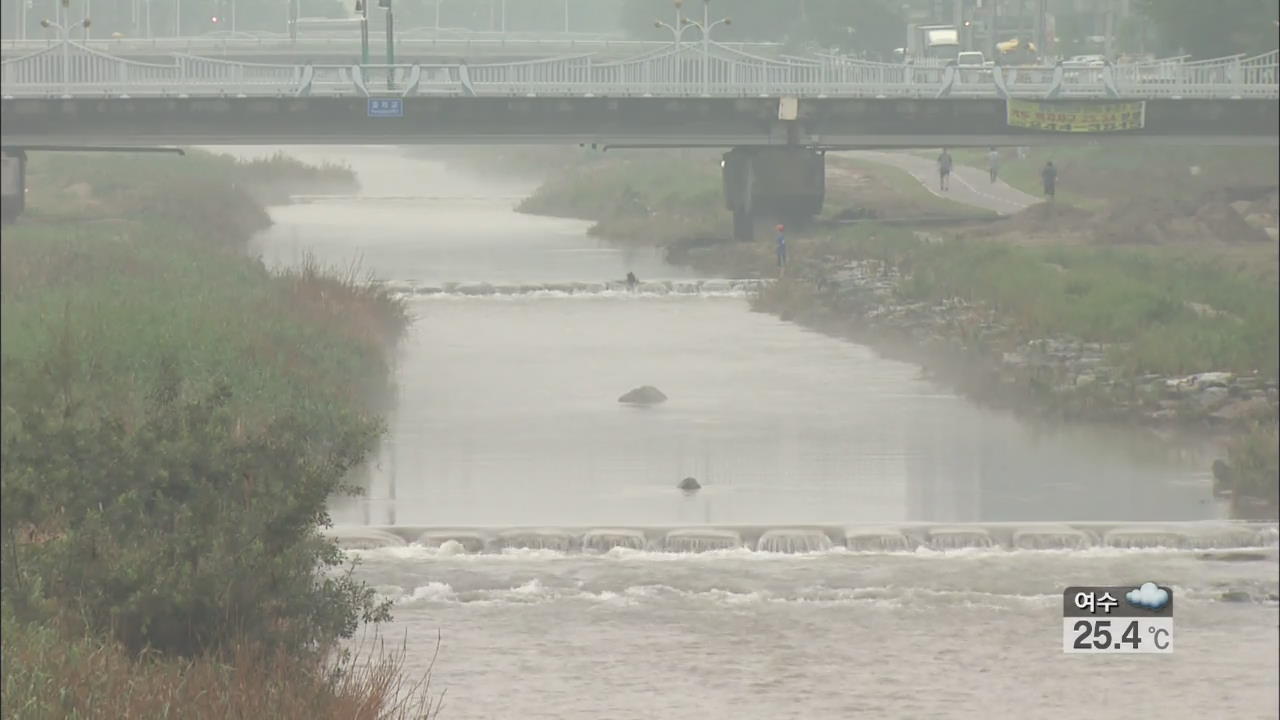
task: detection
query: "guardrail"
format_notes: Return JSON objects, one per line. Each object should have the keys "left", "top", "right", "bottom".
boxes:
{"left": 3, "top": 41, "right": 1276, "bottom": 99}
{"left": 2, "top": 35, "right": 783, "bottom": 57}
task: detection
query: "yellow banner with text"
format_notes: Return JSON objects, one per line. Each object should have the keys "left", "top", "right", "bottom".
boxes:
{"left": 1005, "top": 99, "right": 1146, "bottom": 132}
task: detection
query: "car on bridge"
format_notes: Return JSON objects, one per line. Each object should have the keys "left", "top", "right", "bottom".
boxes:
{"left": 1066, "top": 54, "right": 1108, "bottom": 67}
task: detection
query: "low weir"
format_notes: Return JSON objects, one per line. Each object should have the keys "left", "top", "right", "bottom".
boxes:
{"left": 327, "top": 522, "right": 1279, "bottom": 554}
{"left": 377, "top": 278, "right": 774, "bottom": 298}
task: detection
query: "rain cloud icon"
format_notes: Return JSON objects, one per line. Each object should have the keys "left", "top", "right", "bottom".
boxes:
{"left": 1126, "top": 582, "right": 1170, "bottom": 610}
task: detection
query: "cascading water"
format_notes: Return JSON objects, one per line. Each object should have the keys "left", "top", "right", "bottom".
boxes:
{"left": 927, "top": 527, "right": 997, "bottom": 550}
{"left": 582, "top": 529, "right": 648, "bottom": 552}
{"left": 844, "top": 529, "right": 914, "bottom": 552}
{"left": 755, "top": 529, "right": 834, "bottom": 553}
{"left": 1181, "top": 525, "right": 1268, "bottom": 549}
{"left": 329, "top": 524, "right": 1280, "bottom": 555}
{"left": 329, "top": 527, "right": 407, "bottom": 550}
{"left": 1011, "top": 526, "right": 1094, "bottom": 550}
{"left": 417, "top": 530, "right": 489, "bottom": 553}
{"left": 497, "top": 529, "right": 578, "bottom": 552}
{"left": 1103, "top": 528, "right": 1190, "bottom": 549}
{"left": 664, "top": 529, "right": 744, "bottom": 552}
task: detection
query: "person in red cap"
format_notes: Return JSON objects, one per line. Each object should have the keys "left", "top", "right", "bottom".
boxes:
{"left": 775, "top": 224, "right": 787, "bottom": 271}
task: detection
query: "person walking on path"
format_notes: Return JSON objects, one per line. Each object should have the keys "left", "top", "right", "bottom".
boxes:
{"left": 1041, "top": 160, "right": 1058, "bottom": 201}
{"left": 987, "top": 147, "right": 1000, "bottom": 183}
{"left": 937, "top": 148, "right": 954, "bottom": 191}
{"left": 775, "top": 224, "right": 787, "bottom": 272}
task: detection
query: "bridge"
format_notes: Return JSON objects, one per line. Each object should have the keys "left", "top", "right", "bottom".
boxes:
{"left": 3, "top": 42, "right": 1277, "bottom": 232}
{"left": 3, "top": 40, "right": 1276, "bottom": 100}
{"left": 1, "top": 35, "right": 786, "bottom": 65}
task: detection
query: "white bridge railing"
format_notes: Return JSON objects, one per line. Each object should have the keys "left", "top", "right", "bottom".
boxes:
{"left": 3, "top": 41, "right": 1276, "bottom": 99}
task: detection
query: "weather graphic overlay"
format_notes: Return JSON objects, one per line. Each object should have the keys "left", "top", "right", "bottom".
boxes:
{"left": 1062, "top": 583, "right": 1173, "bottom": 654}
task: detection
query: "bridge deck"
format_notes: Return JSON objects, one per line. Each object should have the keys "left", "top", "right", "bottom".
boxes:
{"left": 3, "top": 96, "right": 1275, "bottom": 149}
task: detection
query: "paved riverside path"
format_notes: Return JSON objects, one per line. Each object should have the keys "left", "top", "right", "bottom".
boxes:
{"left": 840, "top": 150, "right": 1041, "bottom": 216}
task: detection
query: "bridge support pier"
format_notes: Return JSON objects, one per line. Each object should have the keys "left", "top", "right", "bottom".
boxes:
{"left": 1, "top": 150, "right": 26, "bottom": 225}
{"left": 722, "top": 146, "right": 825, "bottom": 242}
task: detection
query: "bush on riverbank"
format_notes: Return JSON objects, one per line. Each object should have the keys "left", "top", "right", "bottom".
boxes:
{"left": 1223, "top": 420, "right": 1280, "bottom": 515}
{"left": 23, "top": 150, "right": 359, "bottom": 237}
{"left": 518, "top": 150, "right": 728, "bottom": 241}
{"left": 1, "top": 151, "right": 421, "bottom": 715}
{"left": 1222, "top": 422, "right": 1280, "bottom": 516}
{"left": 2, "top": 609, "right": 440, "bottom": 719}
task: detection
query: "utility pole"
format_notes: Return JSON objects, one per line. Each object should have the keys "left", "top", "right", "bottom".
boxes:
{"left": 1103, "top": 0, "right": 1114, "bottom": 60}
{"left": 989, "top": 0, "right": 999, "bottom": 60}
{"left": 382, "top": 0, "right": 394, "bottom": 89}
{"left": 1035, "top": 0, "right": 1047, "bottom": 58}
{"left": 357, "top": 0, "right": 369, "bottom": 65}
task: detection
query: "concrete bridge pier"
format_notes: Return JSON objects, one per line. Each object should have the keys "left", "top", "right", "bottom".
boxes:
{"left": 722, "top": 146, "right": 825, "bottom": 242}
{"left": 1, "top": 150, "right": 27, "bottom": 225}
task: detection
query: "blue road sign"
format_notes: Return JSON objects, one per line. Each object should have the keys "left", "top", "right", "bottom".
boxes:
{"left": 367, "top": 98, "right": 404, "bottom": 118}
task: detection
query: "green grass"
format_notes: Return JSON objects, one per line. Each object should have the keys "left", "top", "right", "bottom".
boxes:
{"left": 827, "top": 156, "right": 999, "bottom": 218}
{"left": 875, "top": 228, "right": 1279, "bottom": 377}
{"left": 950, "top": 145, "right": 1279, "bottom": 210}
{"left": 1, "top": 222, "right": 404, "bottom": 429}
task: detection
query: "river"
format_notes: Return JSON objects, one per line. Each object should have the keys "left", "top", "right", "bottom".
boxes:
{"left": 239, "top": 146, "right": 1278, "bottom": 720}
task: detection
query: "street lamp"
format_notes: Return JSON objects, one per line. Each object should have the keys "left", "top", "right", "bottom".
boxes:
{"left": 653, "top": 18, "right": 694, "bottom": 46}
{"left": 652, "top": 0, "right": 689, "bottom": 45}
{"left": 680, "top": 0, "right": 730, "bottom": 94}
{"left": 41, "top": 16, "right": 90, "bottom": 92}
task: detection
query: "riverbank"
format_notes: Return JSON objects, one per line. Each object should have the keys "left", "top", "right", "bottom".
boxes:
{"left": 502, "top": 147, "right": 1279, "bottom": 518}
{"left": 1, "top": 150, "right": 433, "bottom": 717}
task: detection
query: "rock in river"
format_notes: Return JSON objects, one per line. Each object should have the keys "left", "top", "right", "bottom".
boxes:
{"left": 618, "top": 385, "right": 668, "bottom": 405}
